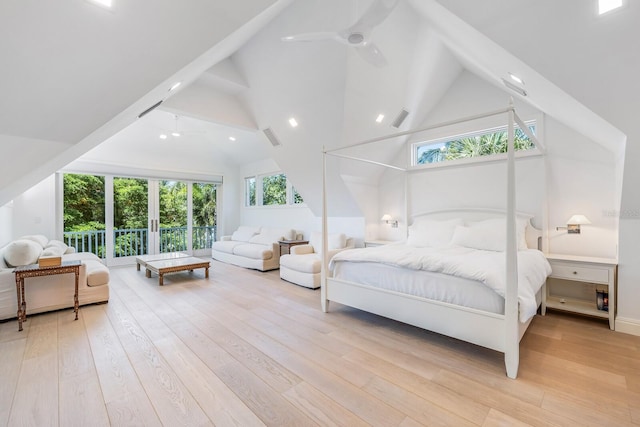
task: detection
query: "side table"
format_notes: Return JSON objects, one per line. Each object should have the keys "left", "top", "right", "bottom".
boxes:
{"left": 14, "top": 260, "right": 82, "bottom": 331}
{"left": 542, "top": 254, "right": 617, "bottom": 330}
{"left": 278, "top": 240, "right": 309, "bottom": 256}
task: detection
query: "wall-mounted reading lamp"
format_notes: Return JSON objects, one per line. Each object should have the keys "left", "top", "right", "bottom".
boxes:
{"left": 556, "top": 214, "right": 591, "bottom": 234}
{"left": 381, "top": 214, "right": 398, "bottom": 228}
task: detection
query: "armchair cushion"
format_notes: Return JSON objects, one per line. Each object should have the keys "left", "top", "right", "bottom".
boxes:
{"left": 309, "top": 232, "right": 347, "bottom": 253}
{"left": 280, "top": 253, "right": 320, "bottom": 274}
{"left": 290, "top": 244, "right": 314, "bottom": 255}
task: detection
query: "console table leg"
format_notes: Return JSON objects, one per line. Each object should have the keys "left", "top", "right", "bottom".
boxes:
{"left": 205, "top": 267, "right": 209, "bottom": 279}
{"left": 74, "top": 269, "right": 79, "bottom": 320}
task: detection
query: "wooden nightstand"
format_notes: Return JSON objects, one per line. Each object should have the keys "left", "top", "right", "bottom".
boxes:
{"left": 542, "top": 254, "right": 617, "bottom": 330}
{"left": 364, "top": 240, "right": 394, "bottom": 248}
{"left": 278, "top": 240, "right": 309, "bottom": 256}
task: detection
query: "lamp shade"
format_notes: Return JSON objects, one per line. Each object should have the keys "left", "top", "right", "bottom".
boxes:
{"left": 381, "top": 214, "right": 393, "bottom": 221}
{"left": 567, "top": 214, "right": 591, "bottom": 225}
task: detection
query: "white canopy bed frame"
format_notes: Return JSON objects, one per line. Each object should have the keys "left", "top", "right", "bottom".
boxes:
{"left": 320, "top": 103, "right": 543, "bottom": 379}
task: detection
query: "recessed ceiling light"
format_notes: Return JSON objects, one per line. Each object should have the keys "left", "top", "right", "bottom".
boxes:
{"left": 509, "top": 73, "right": 524, "bottom": 85}
{"left": 169, "top": 82, "right": 181, "bottom": 92}
{"left": 599, "top": 0, "right": 623, "bottom": 14}
{"left": 229, "top": 136, "right": 236, "bottom": 141}
{"left": 171, "top": 132, "right": 181, "bottom": 137}
{"left": 376, "top": 114, "right": 385, "bottom": 123}
{"left": 88, "top": 0, "right": 112, "bottom": 8}
{"left": 289, "top": 117, "right": 298, "bottom": 128}
{"left": 159, "top": 134, "right": 168, "bottom": 140}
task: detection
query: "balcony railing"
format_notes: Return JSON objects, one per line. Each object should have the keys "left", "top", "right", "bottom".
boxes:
{"left": 63, "top": 226, "right": 216, "bottom": 258}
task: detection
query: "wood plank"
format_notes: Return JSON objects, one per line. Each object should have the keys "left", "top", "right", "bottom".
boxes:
{"left": 121, "top": 270, "right": 303, "bottom": 395}
{"left": 0, "top": 315, "right": 30, "bottom": 343}
{"left": 172, "top": 284, "right": 406, "bottom": 427}
{"left": 8, "top": 312, "right": 59, "bottom": 427}
{"left": 282, "top": 381, "right": 370, "bottom": 427}
{"left": 0, "top": 337, "right": 26, "bottom": 425}
{"left": 363, "top": 375, "right": 481, "bottom": 427}
{"left": 104, "top": 291, "right": 213, "bottom": 426}
{"left": 541, "top": 389, "right": 635, "bottom": 426}
{"left": 482, "top": 408, "right": 533, "bottom": 427}
{"left": 432, "top": 369, "right": 592, "bottom": 427}
{"left": 58, "top": 311, "right": 110, "bottom": 427}
{"left": 82, "top": 304, "right": 163, "bottom": 426}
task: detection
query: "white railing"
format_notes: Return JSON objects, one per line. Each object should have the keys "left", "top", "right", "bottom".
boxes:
{"left": 63, "top": 226, "right": 216, "bottom": 258}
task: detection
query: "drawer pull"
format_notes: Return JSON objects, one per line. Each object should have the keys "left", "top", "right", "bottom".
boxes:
{"left": 573, "top": 271, "right": 577, "bottom": 275}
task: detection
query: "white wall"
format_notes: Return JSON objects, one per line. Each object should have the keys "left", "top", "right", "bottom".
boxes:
{"left": 0, "top": 202, "right": 14, "bottom": 246}
{"left": 11, "top": 175, "right": 57, "bottom": 239}
{"left": 239, "top": 158, "right": 366, "bottom": 245}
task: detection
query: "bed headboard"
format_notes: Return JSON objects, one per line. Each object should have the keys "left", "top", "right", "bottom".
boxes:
{"left": 411, "top": 208, "right": 542, "bottom": 250}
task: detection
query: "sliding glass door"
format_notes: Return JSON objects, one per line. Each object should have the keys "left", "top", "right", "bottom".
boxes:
{"left": 62, "top": 173, "right": 218, "bottom": 266}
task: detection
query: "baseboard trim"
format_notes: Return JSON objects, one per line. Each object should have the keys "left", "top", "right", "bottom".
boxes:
{"left": 615, "top": 317, "right": 640, "bottom": 336}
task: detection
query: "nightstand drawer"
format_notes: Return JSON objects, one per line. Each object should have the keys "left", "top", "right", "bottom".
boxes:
{"left": 550, "top": 264, "right": 609, "bottom": 283}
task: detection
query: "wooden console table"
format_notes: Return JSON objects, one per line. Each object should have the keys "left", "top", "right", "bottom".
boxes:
{"left": 14, "top": 260, "right": 81, "bottom": 331}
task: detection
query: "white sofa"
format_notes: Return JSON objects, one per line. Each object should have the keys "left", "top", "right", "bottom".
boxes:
{"left": 0, "top": 235, "right": 110, "bottom": 321}
{"left": 211, "top": 226, "right": 296, "bottom": 271}
{"left": 279, "top": 232, "right": 354, "bottom": 289}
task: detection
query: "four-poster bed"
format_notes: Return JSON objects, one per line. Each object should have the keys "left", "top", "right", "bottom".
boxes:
{"left": 320, "top": 103, "right": 550, "bottom": 378}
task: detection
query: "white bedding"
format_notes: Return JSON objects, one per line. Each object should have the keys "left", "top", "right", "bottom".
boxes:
{"left": 329, "top": 245, "right": 551, "bottom": 322}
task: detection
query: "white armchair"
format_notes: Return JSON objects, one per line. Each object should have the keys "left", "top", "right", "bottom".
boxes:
{"left": 279, "top": 232, "right": 354, "bottom": 289}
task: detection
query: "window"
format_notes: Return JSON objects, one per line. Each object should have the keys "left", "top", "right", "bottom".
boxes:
{"left": 262, "top": 173, "right": 287, "bottom": 205}
{"left": 413, "top": 122, "right": 537, "bottom": 167}
{"left": 245, "top": 173, "right": 304, "bottom": 207}
{"left": 245, "top": 177, "right": 256, "bottom": 206}
{"left": 292, "top": 187, "right": 304, "bottom": 204}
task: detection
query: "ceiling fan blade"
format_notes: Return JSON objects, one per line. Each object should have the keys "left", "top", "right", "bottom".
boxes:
{"left": 355, "top": 42, "right": 387, "bottom": 67}
{"left": 348, "top": 0, "right": 399, "bottom": 35}
{"left": 281, "top": 32, "right": 341, "bottom": 43}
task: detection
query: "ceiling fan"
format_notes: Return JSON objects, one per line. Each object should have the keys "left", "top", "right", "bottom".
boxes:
{"left": 281, "top": 0, "right": 399, "bottom": 67}
{"left": 159, "top": 114, "right": 205, "bottom": 140}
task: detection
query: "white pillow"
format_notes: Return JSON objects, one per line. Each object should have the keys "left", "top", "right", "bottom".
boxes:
{"left": 407, "top": 218, "right": 463, "bottom": 248}
{"left": 231, "top": 226, "right": 260, "bottom": 242}
{"left": 41, "top": 246, "right": 65, "bottom": 257}
{"left": 451, "top": 218, "right": 528, "bottom": 252}
{"left": 3, "top": 239, "right": 42, "bottom": 267}
{"left": 309, "top": 232, "right": 347, "bottom": 253}
{"left": 46, "top": 239, "right": 69, "bottom": 253}
{"left": 19, "top": 234, "right": 49, "bottom": 248}
{"left": 249, "top": 227, "right": 294, "bottom": 245}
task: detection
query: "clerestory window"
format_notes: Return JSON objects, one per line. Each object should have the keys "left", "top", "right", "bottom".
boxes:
{"left": 412, "top": 121, "right": 537, "bottom": 167}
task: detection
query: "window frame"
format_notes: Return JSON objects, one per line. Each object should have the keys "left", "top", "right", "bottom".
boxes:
{"left": 410, "top": 119, "right": 541, "bottom": 170}
{"left": 244, "top": 172, "right": 305, "bottom": 208}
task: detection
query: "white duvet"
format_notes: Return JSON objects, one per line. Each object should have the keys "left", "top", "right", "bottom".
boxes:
{"left": 330, "top": 245, "right": 552, "bottom": 322}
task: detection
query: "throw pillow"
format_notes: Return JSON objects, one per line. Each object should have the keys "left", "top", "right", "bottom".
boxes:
{"left": 4, "top": 239, "right": 42, "bottom": 267}
{"left": 231, "top": 226, "right": 260, "bottom": 242}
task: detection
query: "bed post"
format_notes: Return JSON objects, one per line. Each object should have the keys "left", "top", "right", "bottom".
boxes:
{"left": 505, "top": 101, "right": 519, "bottom": 378}
{"left": 321, "top": 147, "right": 330, "bottom": 312}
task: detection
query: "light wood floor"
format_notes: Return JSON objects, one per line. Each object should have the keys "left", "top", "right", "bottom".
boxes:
{"left": 1, "top": 259, "right": 639, "bottom": 426}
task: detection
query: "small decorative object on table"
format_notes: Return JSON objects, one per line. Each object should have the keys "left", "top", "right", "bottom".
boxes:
{"left": 38, "top": 256, "right": 62, "bottom": 268}
{"left": 596, "top": 289, "right": 609, "bottom": 311}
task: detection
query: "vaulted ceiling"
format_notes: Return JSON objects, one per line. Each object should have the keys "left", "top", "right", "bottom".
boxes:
{"left": 0, "top": 0, "right": 632, "bottom": 216}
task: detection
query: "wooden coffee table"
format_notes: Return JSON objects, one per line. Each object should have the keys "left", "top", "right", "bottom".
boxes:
{"left": 144, "top": 256, "right": 210, "bottom": 286}
{"left": 135, "top": 252, "right": 189, "bottom": 272}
